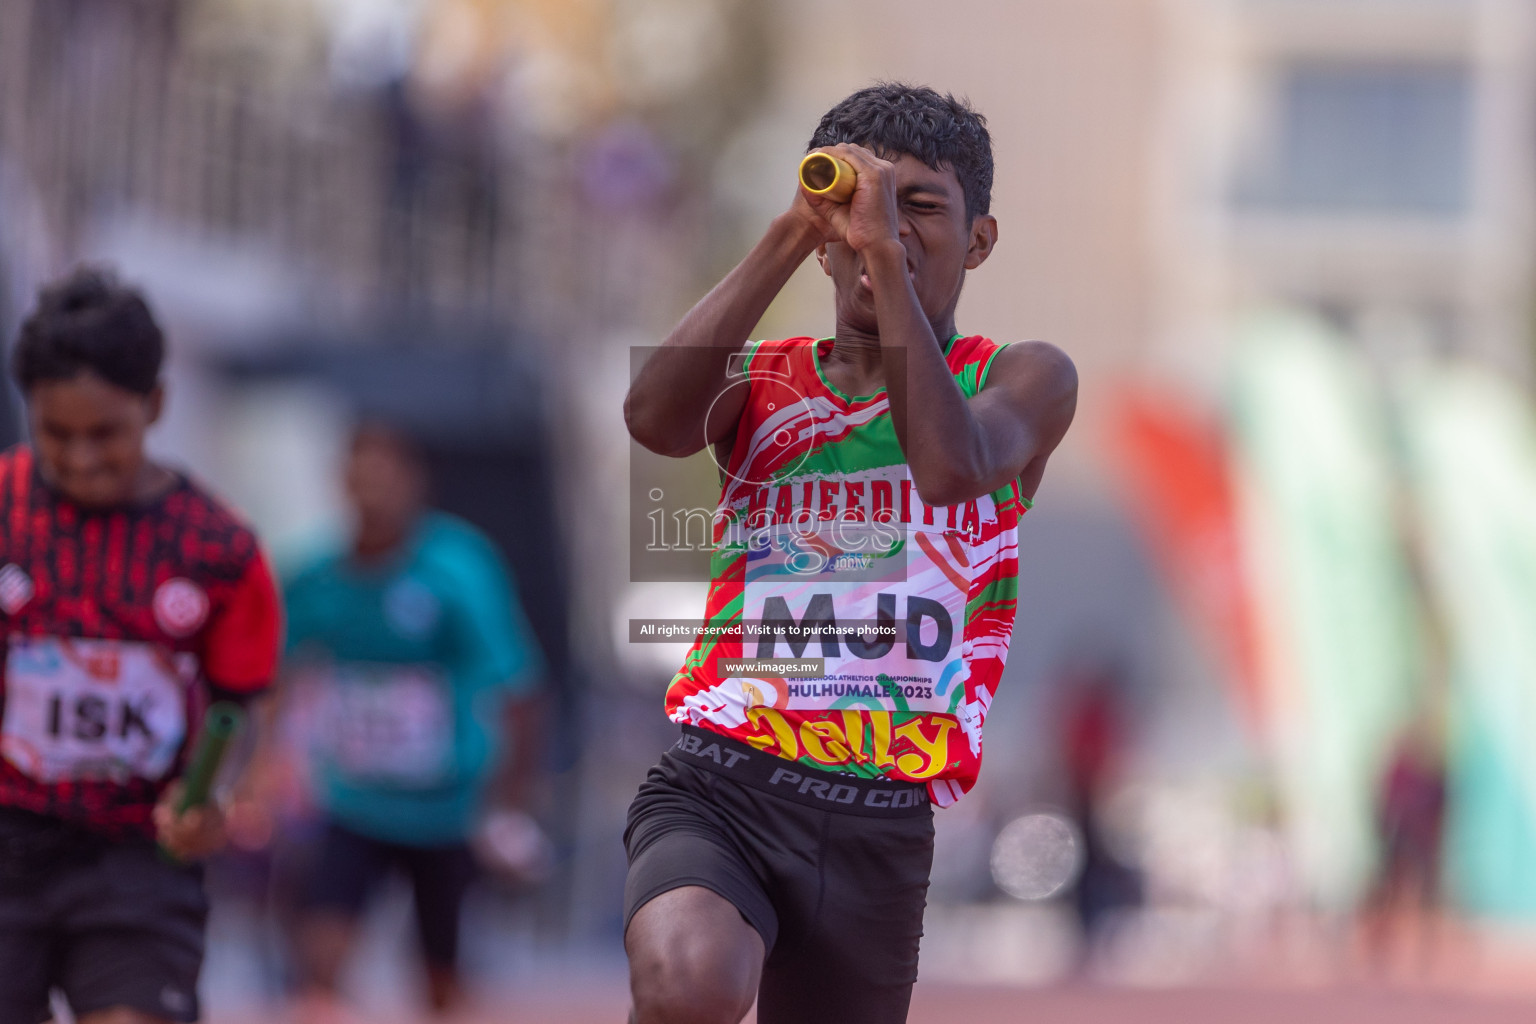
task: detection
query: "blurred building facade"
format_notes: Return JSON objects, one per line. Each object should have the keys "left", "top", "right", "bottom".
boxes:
{"left": 1156, "top": 0, "right": 1536, "bottom": 386}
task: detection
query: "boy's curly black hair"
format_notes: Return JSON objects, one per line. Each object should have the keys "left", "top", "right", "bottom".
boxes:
{"left": 12, "top": 265, "right": 164, "bottom": 396}
{"left": 808, "top": 82, "right": 994, "bottom": 222}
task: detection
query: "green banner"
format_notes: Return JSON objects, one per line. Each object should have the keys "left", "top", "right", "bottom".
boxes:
{"left": 1399, "top": 364, "right": 1536, "bottom": 916}
{"left": 1231, "top": 310, "right": 1420, "bottom": 908}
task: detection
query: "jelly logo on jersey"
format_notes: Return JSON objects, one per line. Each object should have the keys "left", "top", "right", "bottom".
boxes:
{"left": 739, "top": 707, "right": 959, "bottom": 780}
{"left": 0, "top": 563, "right": 33, "bottom": 614}
{"left": 154, "top": 578, "right": 208, "bottom": 637}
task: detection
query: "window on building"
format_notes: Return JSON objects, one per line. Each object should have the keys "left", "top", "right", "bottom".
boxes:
{"left": 1234, "top": 61, "right": 1472, "bottom": 215}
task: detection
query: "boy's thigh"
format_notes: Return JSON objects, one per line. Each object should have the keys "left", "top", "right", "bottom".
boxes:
{"left": 0, "top": 923, "right": 53, "bottom": 1024}
{"left": 624, "top": 764, "right": 775, "bottom": 1019}
{"left": 756, "top": 811, "right": 935, "bottom": 1024}
{"left": 0, "top": 814, "right": 66, "bottom": 1022}
{"left": 626, "top": 885, "right": 765, "bottom": 1021}
{"left": 399, "top": 841, "right": 477, "bottom": 969}
{"left": 755, "top": 892, "right": 927, "bottom": 1024}
{"left": 299, "top": 819, "right": 393, "bottom": 920}
{"left": 58, "top": 924, "right": 203, "bottom": 1023}
{"left": 623, "top": 757, "right": 780, "bottom": 951}
{"left": 625, "top": 884, "right": 765, "bottom": 972}
{"left": 52, "top": 844, "right": 209, "bottom": 1023}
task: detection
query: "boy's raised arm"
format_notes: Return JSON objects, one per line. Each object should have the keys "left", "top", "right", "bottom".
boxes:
{"left": 624, "top": 201, "right": 830, "bottom": 458}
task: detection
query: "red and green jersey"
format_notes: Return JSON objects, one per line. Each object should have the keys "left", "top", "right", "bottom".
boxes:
{"left": 0, "top": 445, "right": 282, "bottom": 839}
{"left": 664, "top": 335, "right": 1029, "bottom": 806}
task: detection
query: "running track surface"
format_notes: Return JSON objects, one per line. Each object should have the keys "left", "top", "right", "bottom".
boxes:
{"left": 215, "top": 983, "right": 1536, "bottom": 1024}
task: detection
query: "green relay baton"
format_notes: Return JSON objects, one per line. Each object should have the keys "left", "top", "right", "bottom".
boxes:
{"left": 175, "top": 701, "right": 246, "bottom": 814}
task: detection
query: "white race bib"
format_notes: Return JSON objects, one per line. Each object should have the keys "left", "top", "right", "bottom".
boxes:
{"left": 312, "top": 664, "right": 454, "bottom": 787}
{"left": 0, "top": 634, "right": 194, "bottom": 783}
{"left": 741, "top": 522, "right": 971, "bottom": 714}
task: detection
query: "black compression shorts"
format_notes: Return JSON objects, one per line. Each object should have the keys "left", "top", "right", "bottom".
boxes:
{"left": 0, "top": 807, "right": 207, "bottom": 1024}
{"left": 623, "top": 726, "right": 935, "bottom": 1024}
{"left": 300, "top": 818, "right": 477, "bottom": 971}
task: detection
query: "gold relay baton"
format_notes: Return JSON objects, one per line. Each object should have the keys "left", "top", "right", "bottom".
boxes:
{"left": 799, "top": 152, "right": 856, "bottom": 203}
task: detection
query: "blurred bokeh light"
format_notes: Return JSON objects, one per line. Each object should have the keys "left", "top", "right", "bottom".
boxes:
{"left": 990, "top": 812, "right": 1085, "bottom": 901}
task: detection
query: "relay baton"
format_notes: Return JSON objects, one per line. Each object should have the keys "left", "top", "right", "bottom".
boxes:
{"left": 175, "top": 701, "right": 246, "bottom": 813}
{"left": 799, "top": 152, "right": 856, "bottom": 203}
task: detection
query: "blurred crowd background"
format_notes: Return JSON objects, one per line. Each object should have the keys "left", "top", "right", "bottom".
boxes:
{"left": 6, "top": 0, "right": 1536, "bottom": 1020}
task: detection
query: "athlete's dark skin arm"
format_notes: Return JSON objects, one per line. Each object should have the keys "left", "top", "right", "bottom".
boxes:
{"left": 861, "top": 250, "right": 1077, "bottom": 504}
{"left": 624, "top": 200, "right": 832, "bottom": 458}
{"left": 810, "top": 143, "right": 1077, "bottom": 506}
{"left": 487, "top": 689, "right": 544, "bottom": 811}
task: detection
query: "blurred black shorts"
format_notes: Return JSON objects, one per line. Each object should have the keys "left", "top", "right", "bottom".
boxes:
{"left": 623, "top": 725, "right": 935, "bottom": 1024}
{"left": 300, "top": 818, "right": 476, "bottom": 970}
{"left": 0, "top": 806, "right": 207, "bottom": 1024}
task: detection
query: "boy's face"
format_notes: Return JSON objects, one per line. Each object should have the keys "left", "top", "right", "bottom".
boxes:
{"left": 27, "top": 373, "right": 160, "bottom": 508}
{"left": 344, "top": 431, "right": 425, "bottom": 545}
{"left": 817, "top": 151, "right": 996, "bottom": 333}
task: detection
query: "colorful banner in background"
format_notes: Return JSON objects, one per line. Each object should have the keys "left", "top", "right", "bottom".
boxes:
{"left": 1106, "top": 390, "right": 1265, "bottom": 736}
{"left": 1230, "top": 310, "right": 1420, "bottom": 909}
{"left": 1398, "top": 365, "right": 1536, "bottom": 916}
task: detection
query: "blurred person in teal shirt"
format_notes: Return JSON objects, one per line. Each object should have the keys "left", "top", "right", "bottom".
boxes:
{"left": 281, "top": 422, "right": 545, "bottom": 1016}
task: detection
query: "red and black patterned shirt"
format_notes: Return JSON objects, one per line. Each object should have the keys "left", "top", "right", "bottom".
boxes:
{"left": 0, "top": 445, "right": 281, "bottom": 839}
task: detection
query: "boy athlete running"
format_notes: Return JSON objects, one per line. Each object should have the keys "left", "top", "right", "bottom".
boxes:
{"left": 283, "top": 423, "right": 545, "bottom": 1016}
{"left": 621, "top": 84, "right": 1077, "bottom": 1024}
{"left": 0, "top": 268, "right": 282, "bottom": 1024}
